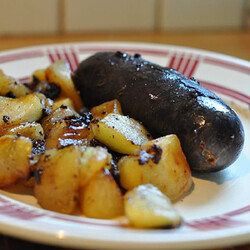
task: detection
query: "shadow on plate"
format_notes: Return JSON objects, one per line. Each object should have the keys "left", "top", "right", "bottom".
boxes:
{"left": 192, "top": 153, "right": 250, "bottom": 185}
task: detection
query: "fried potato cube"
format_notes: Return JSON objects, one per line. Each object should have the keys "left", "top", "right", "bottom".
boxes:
{"left": 45, "top": 120, "right": 74, "bottom": 149}
{"left": 90, "top": 99, "right": 123, "bottom": 119}
{"left": 0, "top": 73, "right": 30, "bottom": 97}
{"left": 124, "top": 184, "right": 182, "bottom": 228}
{"left": 33, "top": 92, "right": 54, "bottom": 112}
{"left": 0, "top": 122, "right": 44, "bottom": 140}
{"left": 52, "top": 97, "right": 74, "bottom": 111}
{"left": 79, "top": 146, "right": 111, "bottom": 187}
{"left": 45, "top": 119, "right": 93, "bottom": 149}
{"left": 0, "top": 94, "right": 43, "bottom": 127}
{"left": 41, "top": 105, "right": 79, "bottom": 135}
{"left": 118, "top": 156, "right": 142, "bottom": 189}
{"left": 80, "top": 168, "right": 124, "bottom": 219}
{"left": 44, "top": 108, "right": 93, "bottom": 149}
{"left": 34, "top": 146, "right": 81, "bottom": 214}
{"left": 31, "top": 69, "right": 47, "bottom": 83}
{"left": 91, "top": 113, "right": 152, "bottom": 154}
{"left": 0, "top": 135, "right": 32, "bottom": 187}
{"left": 46, "top": 60, "right": 83, "bottom": 112}
{"left": 119, "top": 134, "right": 192, "bottom": 201}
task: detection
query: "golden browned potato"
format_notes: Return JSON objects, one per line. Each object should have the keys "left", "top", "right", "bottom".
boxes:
{"left": 91, "top": 113, "right": 152, "bottom": 154}
{"left": 0, "top": 135, "right": 32, "bottom": 187}
{"left": 52, "top": 97, "right": 74, "bottom": 111}
{"left": 45, "top": 119, "right": 93, "bottom": 149}
{"left": 79, "top": 168, "right": 124, "bottom": 219}
{"left": 31, "top": 69, "right": 47, "bottom": 83}
{"left": 46, "top": 60, "right": 83, "bottom": 112}
{"left": 44, "top": 120, "right": 71, "bottom": 149}
{"left": 34, "top": 146, "right": 81, "bottom": 214}
{"left": 43, "top": 106, "right": 93, "bottom": 149}
{"left": 91, "top": 99, "right": 123, "bottom": 119}
{"left": 0, "top": 94, "right": 43, "bottom": 127}
{"left": 124, "top": 184, "right": 182, "bottom": 228}
{"left": 119, "top": 134, "right": 193, "bottom": 201}
{"left": 79, "top": 146, "right": 111, "bottom": 187}
{"left": 0, "top": 122, "right": 44, "bottom": 140}
{"left": 0, "top": 73, "right": 30, "bottom": 97}
{"left": 33, "top": 92, "right": 54, "bottom": 111}
{"left": 41, "top": 105, "right": 79, "bottom": 136}
{"left": 118, "top": 156, "right": 142, "bottom": 189}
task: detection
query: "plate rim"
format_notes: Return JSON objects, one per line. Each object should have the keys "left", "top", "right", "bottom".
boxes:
{"left": 0, "top": 40, "right": 249, "bottom": 66}
{"left": 0, "top": 208, "right": 250, "bottom": 250}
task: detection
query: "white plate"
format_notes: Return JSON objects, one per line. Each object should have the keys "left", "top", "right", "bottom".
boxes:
{"left": 0, "top": 42, "right": 249, "bottom": 249}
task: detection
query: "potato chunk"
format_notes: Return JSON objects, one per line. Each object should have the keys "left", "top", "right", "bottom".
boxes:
{"left": 119, "top": 134, "right": 192, "bottom": 201}
{"left": 52, "top": 97, "right": 74, "bottom": 111}
{"left": 0, "top": 74, "right": 30, "bottom": 97}
{"left": 33, "top": 92, "right": 54, "bottom": 113}
{"left": 31, "top": 69, "right": 47, "bottom": 83}
{"left": 0, "top": 122, "right": 44, "bottom": 140}
{"left": 91, "top": 99, "right": 123, "bottom": 119}
{"left": 80, "top": 169, "right": 124, "bottom": 219}
{"left": 45, "top": 119, "right": 93, "bottom": 149}
{"left": 43, "top": 108, "right": 93, "bottom": 149}
{"left": 34, "top": 146, "right": 80, "bottom": 214}
{"left": 79, "top": 146, "right": 111, "bottom": 187}
{"left": 46, "top": 60, "right": 83, "bottom": 112}
{"left": 41, "top": 105, "right": 79, "bottom": 135}
{"left": 0, "top": 135, "right": 32, "bottom": 187}
{"left": 0, "top": 94, "right": 43, "bottom": 127}
{"left": 124, "top": 184, "right": 182, "bottom": 228}
{"left": 118, "top": 156, "right": 142, "bottom": 189}
{"left": 91, "top": 113, "right": 152, "bottom": 154}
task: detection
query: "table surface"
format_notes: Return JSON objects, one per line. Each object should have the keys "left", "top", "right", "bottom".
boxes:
{"left": 0, "top": 30, "right": 250, "bottom": 61}
{"left": 0, "top": 30, "right": 249, "bottom": 250}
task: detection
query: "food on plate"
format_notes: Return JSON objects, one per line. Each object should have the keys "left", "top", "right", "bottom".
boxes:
{"left": 78, "top": 146, "right": 111, "bottom": 187}
{"left": 91, "top": 113, "right": 152, "bottom": 154}
{"left": 72, "top": 51, "right": 245, "bottom": 172}
{"left": 79, "top": 168, "right": 124, "bottom": 219}
{"left": 0, "top": 73, "right": 30, "bottom": 97}
{"left": 41, "top": 104, "right": 79, "bottom": 135}
{"left": 0, "top": 93, "right": 43, "bottom": 127}
{"left": 124, "top": 184, "right": 182, "bottom": 228}
{"left": 31, "top": 69, "right": 47, "bottom": 83}
{"left": 2, "top": 48, "right": 244, "bottom": 229}
{"left": 0, "top": 135, "right": 32, "bottom": 187}
{"left": 41, "top": 105, "right": 93, "bottom": 149}
{"left": 52, "top": 97, "right": 74, "bottom": 111}
{"left": 0, "top": 121, "right": 44, "bottom": 140}
{"left": 90, "top": 99, "right": 123, "bottom": 119}
{"left": 119, "top": 134, "right": 192, "bottom": 201}
{"left": 45, "top": 60, "right": 83, "bottom": 112}
{"left": 34, "top": 146, "right": 80, "bottom": 214}
{"left": 0, "top": 61, "right": 187, "bottom": 227}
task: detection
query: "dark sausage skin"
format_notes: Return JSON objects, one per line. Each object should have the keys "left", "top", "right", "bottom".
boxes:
{"left": 72, "top": 51, "right": 244, "bottom": 172}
